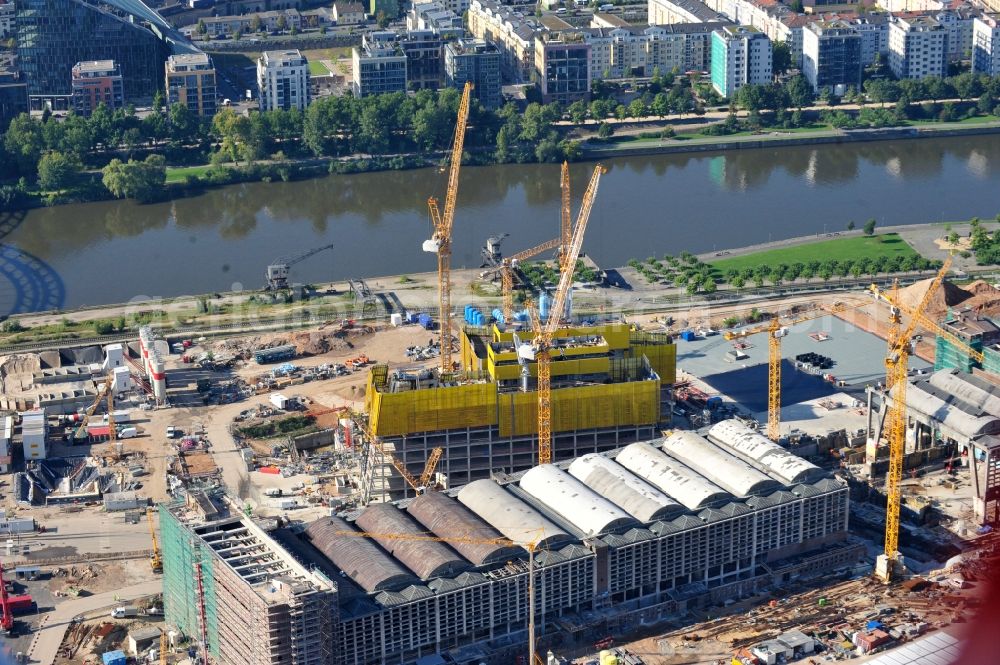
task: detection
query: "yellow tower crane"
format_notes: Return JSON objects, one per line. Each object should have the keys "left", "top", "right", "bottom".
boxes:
{"left": 425, "top": 81, "right": 473, "bottom": 375}
{"left": 333, "top": 528, "right": 546, "bottom": 665}
{"left": 523, "top": 165, "right": 605, "bottom": 465}
{"left": 723, "top": 301, "right": 870, "bottom": 441}
{"left": 869, "top": 281, "right": 984, "bottom": 365}
{"left": 559, "top": 160, "right": 571, "bottom": 268}
{"left": 365, "top": 424, "right": 445, "bottom": 495}
{"left": 501, "top": 237, "right": 562, "bottom": 322}
{"left": 147, "top": 506, "right": 162, "bottom": 573}
{"left": 500, "top": 162, "right": 575, "bottom": 322}
{"left": 875, "top": 257, "right": 952, "bottom": 583}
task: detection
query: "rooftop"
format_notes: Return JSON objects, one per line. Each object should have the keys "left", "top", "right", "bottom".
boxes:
{"left": 72, "top": 60, "right": 119, "bottom": 74}
{"left": 261, "top": 49, "right": 307, "bottom": 65}
{"left": 167, "top": 53, "right": 212, "bottom": 68}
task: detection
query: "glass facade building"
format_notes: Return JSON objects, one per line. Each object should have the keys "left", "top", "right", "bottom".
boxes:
{"left": 16, "top": 0, "right": 181, "bottom": 109}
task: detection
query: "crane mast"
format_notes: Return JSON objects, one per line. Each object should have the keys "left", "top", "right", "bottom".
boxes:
{"left": 877, "top": 257, "right": 951, "bottom": 583}
{"left": 426, "top": 81, "right": 473, "bottom": 374}
{"left": 559, "top": 161, "right": 571, "bottom": 269}
{"left": 533, "top": 165, "right": 605, "bottom": 465}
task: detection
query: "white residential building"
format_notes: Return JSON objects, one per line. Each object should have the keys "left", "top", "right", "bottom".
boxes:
{"left": 888, "top": 15, "right": 947, "bottom": 79}
{"left": 710, "top": 24, "right": 771, "bottom": 97}
{"left": 467, "top": 0, "right": 540, "bottom": 82}
{"left": 647, "top": 0, "right": 724, "bottom": 25}
{"left": 934, "top": 9, "right": 979, "bottom": 62}
{"left": 973, "top": 14, "right": 1000, "bottom": 75}
{"left": 585, "top": 22, "right": 730, "bottom": 79}
{"left": 852, "top": 14, "right": 890, "bottom": 66}
{"left": 257, "top": 49, "right": 310, "bottom": 111}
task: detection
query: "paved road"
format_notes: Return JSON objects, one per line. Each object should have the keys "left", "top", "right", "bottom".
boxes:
{"left": 26, "top": 579, "right": 162, "bottom": 665}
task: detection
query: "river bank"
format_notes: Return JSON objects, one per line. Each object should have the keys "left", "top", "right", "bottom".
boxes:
{"left": 580, "top": 120, "right": 1000, "bottom": 158}
{"left": 1, "top": 220, "right": 993, "bottom": 352}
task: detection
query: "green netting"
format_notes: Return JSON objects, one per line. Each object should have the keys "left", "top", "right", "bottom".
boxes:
{"left": 934, "top": 335, "right": 977, "bottom": 372}
{"left": 160, "top": 504, "right": 218, "bottom": 654}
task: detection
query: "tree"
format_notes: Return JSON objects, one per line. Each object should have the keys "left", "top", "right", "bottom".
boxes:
{"left": 376, "top": 10, "right": 389, "bottom": 29}
{"left": 276, "top": 14, "right": 288, "bottom": 31}
{"left": 168, "top": 102, "right": 199, "bottom": 145}
{"left": 772, "top": 41, "right": 792, "bottom": 76}
{"left": 596, "top": 122, "right": 613, "bottom": 139}
{"left": 567, "top": 100, "right": 588, "bottom": 124}
{"left": 627, "top": 97, "right": 647, "bottom": 118}
{"left": 786, "top": 75, "right": 815, "bottom": 110}
{"left": 37, "top": 151, "right": 82, "bottom": 190}
{"left": 101, "top": 155, "right": 166, "bottom": 202}
{"left": 3, "top": 114, "right": 45, "bottom": 175}
{"left": 196, "top": 19, "right": 207, "bottom": 35}
{"left": 863, "top": 218, "right": 877, "bottom": 236}
{"left": 847, "top": 220, "right": 855, "bottom": 231}
{"left": 250, "top": 14, "right": 262, "bottom": 32}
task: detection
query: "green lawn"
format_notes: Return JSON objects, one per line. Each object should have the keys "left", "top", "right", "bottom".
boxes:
{"left": 308, "top": 60, "right": 330, "bottom": 76}
{"left": 165, "top": 164, "right": 218, "bottom": 183}
{"left": 708, "top": 233, "right": 921, "bottom": 275}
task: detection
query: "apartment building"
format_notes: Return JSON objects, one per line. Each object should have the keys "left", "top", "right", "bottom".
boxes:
{"left": 852, "top": 13, "right": 890, "bottom": 66}
{"left": 165, "top": 53, "right": 217, "bottom": 117}
{"left": 648, "top": 0, "right": 725, "bottom": 25}
{"left": 710, "top": 25, "right": 771, "bottom": 97}
{"left": 802, "top": 20, "right": 862, "bottom": 93}
{"left": 71, "top": 60, "right": 124, "bottom": 116}
{"left": 408, "top": 0, "right": 464, "bottom": 38}
{"left": 400, "top": 30, "right": 444, "bottom": 90}
{"left": 535, "top": 33, "right": 591, "bottom": 104}
{"left": 444, "top": 38, "right": 502, "bottom": 108}
{"left": 888, "top": 15, "right": 947, "bottom": 79}
{"left": 352, "top": 33, "right": 408, "bottom": 96}
{"left": 257, "top": 49, "right": 310, "bottom": 111}
{"left": 934, "top": 8, "right": 979, "bottom": 62}
{"left": 468, "top": 0, "right": 539, "bottom": 82}
{"left": 973, "top": 14, "right": 1000, "bottom": 75}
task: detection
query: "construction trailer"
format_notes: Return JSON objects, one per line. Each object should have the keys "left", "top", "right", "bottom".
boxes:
{"left": 162, "top": 431, "right": 858, "bottom": 665}
{"left": 361, "top": 321, "right": 677, "bottom": 501}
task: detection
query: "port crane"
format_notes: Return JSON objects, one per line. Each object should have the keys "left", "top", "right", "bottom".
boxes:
{"left": 876, "top": 257, "right": 951, "bottom": 583}
{"left": 521, "top": 165, "right": 605, "bottom": 465}
{"left": 723, "top": 300, "right": 870, "bottom": 441}
{"left": 333, "top": 528, "right": 546, "bottom": 665}
{"left": 265, "top": 243, "right": 335, "bottom": 291}
{"left": 147, "top": 506, "right": 163, "bottom": 573}
{"left": 425, "top": 81, "right": 473, "bottom": 374}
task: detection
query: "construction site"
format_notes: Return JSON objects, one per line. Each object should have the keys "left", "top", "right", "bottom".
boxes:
{"left": 1, "top": 81, "right": 1000, "bottom": 665}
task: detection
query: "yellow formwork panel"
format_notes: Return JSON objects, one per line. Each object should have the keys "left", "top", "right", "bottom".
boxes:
{"left": 638, "top": 344, "right": 677, "bottom": 384}
{"left": 498, "top": 380, "right": 660, "bottom": 438}
{"left": 369, "top": 381, "right": 497, "bottom": 437}
{"left": 490, "top": 356, "right": 611, "bottom": 382}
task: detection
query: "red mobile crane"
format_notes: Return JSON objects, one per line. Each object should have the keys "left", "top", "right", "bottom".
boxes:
{"left": 1, "top": 562, "right": 15, "bottom": 637}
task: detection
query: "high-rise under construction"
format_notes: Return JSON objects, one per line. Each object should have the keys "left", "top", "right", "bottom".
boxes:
{"left": 360, "top": 321, "right": 677, "bottom": 501}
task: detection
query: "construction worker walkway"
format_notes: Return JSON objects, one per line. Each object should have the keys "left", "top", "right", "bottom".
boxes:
{"left": 27, "top": 580, "right": 161, "bottom": 665}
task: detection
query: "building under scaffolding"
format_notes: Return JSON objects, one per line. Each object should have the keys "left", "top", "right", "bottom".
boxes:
{"left": 160, "top": 492, "right": 337, "bottom": 665}
{"left": 360, "top": 322, "right": 677, "bottom": 501}
{"left": 163, "top": 425, "right": 860, "bottom": 665}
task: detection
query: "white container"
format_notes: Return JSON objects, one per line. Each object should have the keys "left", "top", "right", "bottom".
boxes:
{"left": 118, "top": 427, "right": 138, "bottom": 439}
{"left": 390, "top": 313, "right": 403, "bottom": 327}
{"left": 270, "top": 393, "right": 288, "bottom": 410}
{"left": 274, "top": 498, "right": 298, "bottom": 510}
